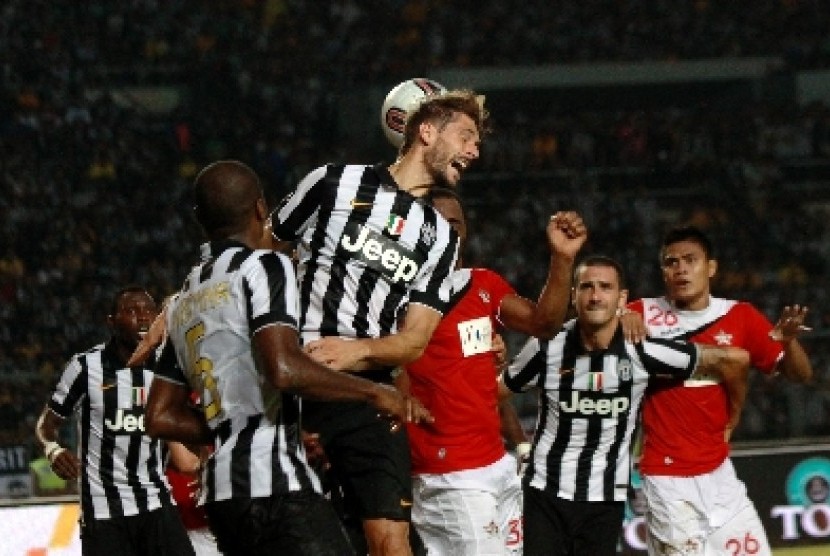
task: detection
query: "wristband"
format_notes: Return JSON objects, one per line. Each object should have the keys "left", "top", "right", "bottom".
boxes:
{"left": 44, "top": 441, "right": 64, "bottom": 463}
{"left": 516, "top": 442, "right": 532, "bottom": 459}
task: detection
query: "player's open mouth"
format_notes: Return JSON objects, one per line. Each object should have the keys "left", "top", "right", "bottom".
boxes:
{"left": 451, "top": 159, "right": 467, "bottom": 172}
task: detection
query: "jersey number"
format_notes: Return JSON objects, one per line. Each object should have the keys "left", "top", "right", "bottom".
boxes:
{"left": 185, "top": 322, "right": 222, "bottom": 420}
{"left": 647, "top": 306, "right": 678, "bottom": 327}
{"left": 724, "top": 532, "right": 761, "bottom": 555}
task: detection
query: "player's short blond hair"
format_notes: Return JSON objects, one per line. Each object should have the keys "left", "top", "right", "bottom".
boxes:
{"left": 400, "top": 90, "right": 490, "bottom": 155}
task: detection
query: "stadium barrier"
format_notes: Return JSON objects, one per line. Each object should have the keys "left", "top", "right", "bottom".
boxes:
{"left": 1, "top": 442, "right": 829, "bottom": 555}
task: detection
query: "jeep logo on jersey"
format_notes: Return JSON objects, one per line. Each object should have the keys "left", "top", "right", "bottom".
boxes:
{"left": 560, "top": 391, "right": 630, "bottom": 418}
{"left": 340, "top": 223, "right": 423, "bottom": 284}
{"left": 104, "top": 408, "right": 145, "bottom": 434}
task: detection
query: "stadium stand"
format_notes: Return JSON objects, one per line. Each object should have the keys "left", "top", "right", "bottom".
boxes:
{"left": 1, "top": 0, "right": 829, "bottom": 487}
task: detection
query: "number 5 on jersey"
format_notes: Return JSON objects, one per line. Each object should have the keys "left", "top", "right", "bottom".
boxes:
{"left": 185, "top": 322, "right": 222, "bottom": 420}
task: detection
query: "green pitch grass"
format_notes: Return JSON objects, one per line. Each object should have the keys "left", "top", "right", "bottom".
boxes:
{"left": 775, "top": 545, "right": 830, "bottom": 555}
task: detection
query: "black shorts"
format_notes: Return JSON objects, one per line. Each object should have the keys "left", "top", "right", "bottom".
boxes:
{"left": 304, "top": 399, "right": 412, "bottom": 521}
{"left": 205, "top": 491, "right": 354, "bottom": 556}
{"left": 523, "top": 485, "right": 624, "bottom": 556}
{"left": 80, "top": 504, "right": 194, "bottom": 556}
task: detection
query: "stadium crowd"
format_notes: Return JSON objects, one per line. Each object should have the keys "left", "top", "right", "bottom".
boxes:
{"left": 1, "top": 0, "right": 830, "bottom": 472}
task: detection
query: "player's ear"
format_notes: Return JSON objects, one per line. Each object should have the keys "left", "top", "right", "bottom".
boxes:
{"left": 255, "top": 196, "right": 268, "bottom": 223}
{"left": 419, "top": 121, "right": 437, "bottom": 146}
{"left": 707, "top": 258, "right": 718, "bottom": 279}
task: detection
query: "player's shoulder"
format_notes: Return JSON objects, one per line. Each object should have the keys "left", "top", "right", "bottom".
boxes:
{"left": 469, "top": 267, "right": 512, "bottom": 290}
{"left": 74, "top": 342, "right": 105, "bottom": 360}
{"left": 717, "top": 298, "right": 770, "bottom": 325}
{"left": 469, "top": 267, "right": 501, "bottom": 281}
{"left": 709, "top": 296, "right": 744, "bottom": 315}
{"left": 244, "top": 248, "right": 295, "bottom": 272}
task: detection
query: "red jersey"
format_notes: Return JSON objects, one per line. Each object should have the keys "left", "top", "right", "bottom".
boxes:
{"left": 629, "top": 297, "right": 783, "bottom": 476}
{"left": 166, "top": 467, "right": 209, "bottom": 530}
{"left": 406, "top": 268, "right": 515, "bottom": 475}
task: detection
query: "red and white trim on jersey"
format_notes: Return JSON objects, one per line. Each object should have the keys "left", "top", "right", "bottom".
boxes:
{"left": 629, "top": 296, "right": 784, "bottom": 476}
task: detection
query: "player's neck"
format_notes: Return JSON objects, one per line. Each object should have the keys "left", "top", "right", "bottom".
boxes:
{"left": 579, "top": 320, "right": 617, "bottom": 351}
{"left": 388, "top": 158, "right": 432, "bottom": 197}
{"left": 669, "top": 293, "right": 711, "bottom": 312}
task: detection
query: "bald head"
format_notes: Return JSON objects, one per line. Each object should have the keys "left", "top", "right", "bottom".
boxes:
{"left": 193, "top": 160, "right": 263, "bottom": 239}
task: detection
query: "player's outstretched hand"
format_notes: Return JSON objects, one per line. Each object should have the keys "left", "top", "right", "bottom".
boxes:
{"left": 373, "top": 384, "right": 433, "bottom": 431}
{"left": 548, "top": 211, "right": 588, "bottom": 259}
{"left": 769, "top": 305, "right": 811, "bottom": 343}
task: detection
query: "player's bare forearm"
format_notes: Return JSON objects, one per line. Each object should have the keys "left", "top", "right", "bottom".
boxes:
{"left": 35, "top": 407, "right": 82, "bottom": 480}
{"left": 501, "top": 212, "right": 585, "bottom": 338}
{"left": 304, "top": 334, "right": 426, "bottom": 370}
{"left": 771, "top": 304, "right": 813, "bottom": 383}
{"left": 779, "top": 339, "right": 813, "bottom": 383}
{"left": 503, "top": 252, "right": 575, "bottom": 339}
{"left": 35, "top": 406, "right": 63, "bottom": 449}
{"left": 499, "top": 398, "right": 528, "bottom": 448}
{"left": 693, "top": 346, "right": 750, "bottom": 381}
{"left": 145, "top": 381, "right": 213, "bottom": 445}
{"left": 695, "top": 346, "right": 749, "bottom": 431}
{"left": 305, "top": 306, "right": 440, "bottom": 370}
{"left": 357, "top": 331, "right": 429, "bottom": 367}
{"left": 259, "top": 326, "right": 433, "bottom": 424}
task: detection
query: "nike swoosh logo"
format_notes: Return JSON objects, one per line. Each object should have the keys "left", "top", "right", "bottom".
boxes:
{"left": 100, "top": 383, "right": 117, "bottom": 391}
{"left": 350, "top": 200, "right": 373, "bottom": 208}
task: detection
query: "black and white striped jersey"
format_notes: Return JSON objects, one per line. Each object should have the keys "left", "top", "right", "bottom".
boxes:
{"left": 504, "top": 320, "right": 699, "bottom": 503}
{"left": 48, "top": 340, "right": 171, "bottom": 520}
{"left": 271, "top": 163, "right": 459, "bottom": 344}
{"left": 154, "top": 239, "right": 322, "bottom": 503}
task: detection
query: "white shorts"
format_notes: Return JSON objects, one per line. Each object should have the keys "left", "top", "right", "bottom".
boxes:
{"left": 187, "top": 526, "right": 223, "bottom": 556}
{"left": 642, "top": 459, "right": 771, "bottom": 556}
{"left": 412, "top": 453, "right": 523, "bottom": 556}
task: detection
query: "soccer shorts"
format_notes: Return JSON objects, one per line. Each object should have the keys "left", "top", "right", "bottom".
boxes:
{"left": 306, "top": 399, "right": 413, "bottom": 521}
{"left": 80, "top": 504, "right": 195, "bottom": 556}
{"left": 187, "top": 526, "right": 223, "bottom": 556}
{"left": 411, "top": 452, "right": 523, "bottom": 556}
{"left": 643, "top": 458, "right": 772, "bottom": 556}
{"left": 522, "top": 486, "right": 624, "bottom": 556}
{"left": 204, "top": 490, "right": 355, "bottom": 556}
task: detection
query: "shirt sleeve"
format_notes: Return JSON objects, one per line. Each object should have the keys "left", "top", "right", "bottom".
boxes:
{"left": 481, "top": 269, "right": 518, "bottom": 324}
{"left": 504, "top": 337, "right": 549, "bottom": 393}
{"left": 631, "top": 337, "right": 699, "bottom": 380}
{"left": 271, "top": 165, "right": 329, "bottom": 242}
{"left": 407, "top": 223, "right": 460, "bottom": 315}
{"left": 47, "top": 354, "right": 87, "bottom": 418}
{"left": 737, "top": 302, "right": 783, "bottom": 374}
{"left": 244, "top": 251, "right": 300, "bottom": 333}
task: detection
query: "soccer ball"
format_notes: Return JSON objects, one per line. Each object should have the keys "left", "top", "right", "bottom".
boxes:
{"left": 380, "top": 78, "right": 447, "bottom": 148}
